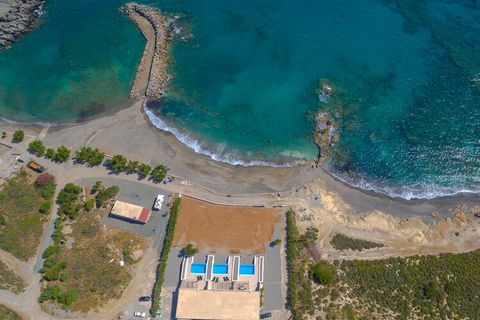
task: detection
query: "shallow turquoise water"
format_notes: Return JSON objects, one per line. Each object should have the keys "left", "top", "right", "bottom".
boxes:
{"left": 1, "top": 0, "right": 480, "bottom": 199}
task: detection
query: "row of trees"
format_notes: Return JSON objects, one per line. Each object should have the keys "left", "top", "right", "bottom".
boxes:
{"left": 150, "top": 197, "right": 181, "bottom": 316}
{"left": 28, "top": 141, "right": 170, "bottom": 182}
{"left": 28, "top": 140, "right": 71, "bottom": 163}
{"left": 106, "top": 154, "right": 168, "bottom": 182}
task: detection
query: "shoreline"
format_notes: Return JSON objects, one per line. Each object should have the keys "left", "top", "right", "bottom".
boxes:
{"left": 0, "top": 2, "right": 479, "bottom": 204}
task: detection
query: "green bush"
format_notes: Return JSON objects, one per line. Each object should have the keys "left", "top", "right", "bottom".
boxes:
{"left": 96, "top": 185, "right": 119, "bottom": 207}
{"left": 330, "top": 233, "right": 384, "bottom": 251}
{"left": 182, "top": 244, "right": 199, "bottom": 257}
{"left": 36, "top": 181, "right": 56, "bottom": 200}
{"left": 84, "top": 199, "right": 95, "bottom": 211}
{"left": 28, "top": 139, "right": 46, "bottom": 156}
{"left": 56, "top": 183, "right": 81, "bottom": 205}
{"left": 39, "top": 201, "right": 51, "bottom": 214}
{"left": 12, "top": 130, "right": 24, "bottom": 143}
{"left": 311, "top": 261, "right": 336, "bottom": 285}
{"left": 42, "top": 245, "right": 61, "bottom": 258}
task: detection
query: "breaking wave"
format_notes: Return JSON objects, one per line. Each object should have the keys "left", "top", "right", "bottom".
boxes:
{"left": 328, "top": 168, "right": 480, "bottom": 200}
{"left": 144, "top": 107, "right": 297, "bottom": 167}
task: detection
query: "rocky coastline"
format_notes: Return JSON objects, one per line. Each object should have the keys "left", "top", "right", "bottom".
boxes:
{"left": 0, "top": 0, "right": 44, "bottom": 49}
{"left": 121, "top": 3, "right": 172, "bottom": 100}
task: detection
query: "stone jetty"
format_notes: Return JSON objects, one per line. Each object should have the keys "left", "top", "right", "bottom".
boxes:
{"left": 121, "top": 3, "right": 172, "bottom": 100}
{"left": 0, "top": 0, "right": 44, "bottom": 48}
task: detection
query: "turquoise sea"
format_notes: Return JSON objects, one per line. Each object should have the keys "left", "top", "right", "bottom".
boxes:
{"left": 1, "top": 0, "right": 480, "bottom": 199}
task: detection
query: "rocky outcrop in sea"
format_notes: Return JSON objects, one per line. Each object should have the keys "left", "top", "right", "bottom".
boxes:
{"left": 0, "top": 0, "right": 44, "bottom": 49}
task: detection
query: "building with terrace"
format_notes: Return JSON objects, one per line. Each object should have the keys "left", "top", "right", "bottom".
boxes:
{"left": 175, "top": 254, "right": 265, "bottom": 320}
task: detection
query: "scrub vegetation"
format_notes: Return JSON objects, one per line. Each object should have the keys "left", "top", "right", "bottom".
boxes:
{"left": 0, "top": 304, "right": 22, "bottom": 320}
{"left": 330, "top": 233, "right": 384, "bottom": 251}
{"left": 0, "top": 169, "right": 55, "bottom": 260}
{"left": 39, "top": 182, "right": 145, "bottom": 312}
{"left": 286, "top": 210, "right": 480, "bottom": 320}
{"left": 0, "top": 260, "right": 26, "bottom": 294}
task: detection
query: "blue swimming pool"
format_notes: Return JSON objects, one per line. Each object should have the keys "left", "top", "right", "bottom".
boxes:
{"left": 213, "top": 264, "right": 228, "bottom": 274}
{"left": 190, "top": 263, "right": 206, "bottom": 274}
{"left": 239, "top": 264, "right": 255, "bottom": 275}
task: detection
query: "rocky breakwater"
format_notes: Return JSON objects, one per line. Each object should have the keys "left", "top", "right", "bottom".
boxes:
{"left": 121, "top": 3, "right": 172, "bottom": 100}
{"left": 0, "top": 0, "right": 44, "bottom": 48}
{"left": 313, "top": 81, "right": 339, "bottom": 160}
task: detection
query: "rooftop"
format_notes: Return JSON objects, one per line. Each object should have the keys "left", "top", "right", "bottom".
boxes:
{"left": 175, "top": 289, "right": 260, "bottom": 320}
{"left": 110, "top": 200, "right": 151, "bottom": 224}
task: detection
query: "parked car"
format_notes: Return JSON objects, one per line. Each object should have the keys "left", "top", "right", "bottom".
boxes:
{"left": 139, "top": 296, "right": 151, "bottom": 302}
{"left": 133, "top": 311, "right": 146, "bottom": 318}
{"left": 163, "top": 176, "right": 173, "bottom": 184}
{"left": 153, "top": 194, "right": 164, "bottom": 211}
{"left": 27, "top": 160, "right": 45, "bottom": 173}
{"left": 260, "top": 312, "right": 272, "bottom": 319}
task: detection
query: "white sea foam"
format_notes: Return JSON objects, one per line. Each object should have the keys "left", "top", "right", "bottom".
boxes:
{"left": 145, "top": 106, "right": 480, "bottom": 200}
{"left": 144, "top": 107, "right": 296, "bottom": 167}
{"left": 329, "top": 169, "right": 480, "bottom": 200}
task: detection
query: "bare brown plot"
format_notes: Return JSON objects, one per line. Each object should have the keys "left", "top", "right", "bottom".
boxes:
{"left": 173, "top": 197, "right": 282, "bottom": 254}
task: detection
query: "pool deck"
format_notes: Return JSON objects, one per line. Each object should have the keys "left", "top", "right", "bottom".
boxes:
{"left": 180, "top": 254, "right": 264, "bottom": 292}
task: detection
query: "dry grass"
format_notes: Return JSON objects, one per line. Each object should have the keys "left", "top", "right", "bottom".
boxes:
{"left": 45, "top": 209, "right": 146, "bottom": 312}
{"left": 0, "top": 169, "right": 50, "bottom": 260}
{"left": 0, "top": 260, "right": 26, "bottom": 294}
{"left": 0, "top": 304, "right": 22, "bottom": 320}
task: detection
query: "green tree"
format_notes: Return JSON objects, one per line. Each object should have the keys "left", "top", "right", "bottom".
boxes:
{"left": 57, "top": 183, "right": 82, "bottom": 205}
{"left": 28, "top": 139, "right": 46, "bottom": 156}
{"left": 75, "top": 147, "right": 105, "bottom": 166}
{"left": 107, "top": 154, "right": 128, "bottom": 172}
{"left": 45, "top": 148, "right": 55, "bottom": 159}
{"left": 311, "top": 261, "right": 336, "bottom": 285}
{"left": 137, "top": 163, "right": 151, "bottom": 178}
{"left": 39, "top": 201, "right": 51, "bottom": 214}
{"left": 126, "top": 160, "right": 139, "bottom": 173}
{"left": 182, "top": 243, "right": 199, "bottom": 257}
{"left": 53, "top": 145, "right": 71, "bottom": 163}
{"left": 12, "top": 130, "right": 24, "bottom": 143}
{"left": 91, "top": 181, "right": 103, "bottom": 194}
{"left": 150, "top": 165, "right": 168, "bottom": 182}
{"left": 84, "top": 199, "right": 95, "bottom": 211}
{"left": 96, "top": 185, "right": 119, "bottom": 207}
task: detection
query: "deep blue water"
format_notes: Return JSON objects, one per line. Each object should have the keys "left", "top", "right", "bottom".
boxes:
{"left": 1, "top": 0, "right": 480, "bottom": 199}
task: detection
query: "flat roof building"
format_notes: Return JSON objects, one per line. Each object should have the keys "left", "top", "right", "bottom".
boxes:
{"left": 176, "top": 254, "right": 264, "bottom": 320}
{"left": 109, "top": 200, "right": 151, "bottom": 224}
{"left": 176, "top": 290, "right": 260, "bottom": 320}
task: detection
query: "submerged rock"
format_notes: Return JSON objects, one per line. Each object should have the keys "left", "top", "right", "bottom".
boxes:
{"left": 313, "top": 111, "right": 339, "bottom": 160}
{"left": 0, "top": 0, "right": 44, "bottom": 49}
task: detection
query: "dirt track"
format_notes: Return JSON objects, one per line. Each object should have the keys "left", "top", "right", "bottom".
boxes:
{"left": 173, "top": 197, "right": 281, "bottom": 254}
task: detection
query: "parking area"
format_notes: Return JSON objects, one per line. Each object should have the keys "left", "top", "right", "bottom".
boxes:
{"left": 76, "top": 177, "right": 172, "bottom": 320}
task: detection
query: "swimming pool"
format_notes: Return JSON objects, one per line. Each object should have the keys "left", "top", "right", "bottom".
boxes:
{"left": 190, "top": 263, "right": 206, "bottom": 274}
{"left": 213, "top": 264, "right": 228, "bottom": 274}
{"left": 239, "top": 264, "right": 255, "bottom": 275}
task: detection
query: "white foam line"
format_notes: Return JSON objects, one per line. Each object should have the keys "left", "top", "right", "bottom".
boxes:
{"left": 144, "top": 107, "right": 294, "bottom": 167}
{"left": 328, "top": 168, "right": 480, "bottom": 200}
